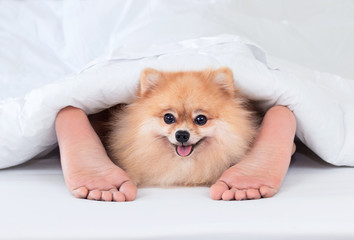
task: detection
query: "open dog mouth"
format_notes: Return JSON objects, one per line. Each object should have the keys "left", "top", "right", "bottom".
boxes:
{"left": 175, "top": 138, "right": 206, "bottom": 157}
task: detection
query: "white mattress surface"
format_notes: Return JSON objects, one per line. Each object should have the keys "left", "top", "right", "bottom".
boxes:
{"left": 0, "top": 145, "right": 353, "bottom": 240}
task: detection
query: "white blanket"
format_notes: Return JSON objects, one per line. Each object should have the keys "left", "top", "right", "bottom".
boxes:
{"left": 1, "top": 34, "right": 354, "bottom": 168}
{"left": 1, "top": 1, "right": 354, "bottom": 168}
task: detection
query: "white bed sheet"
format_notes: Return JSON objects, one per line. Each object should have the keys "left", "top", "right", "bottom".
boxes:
{"left": 1, "top": 144, "right": 353, "bottom": 240}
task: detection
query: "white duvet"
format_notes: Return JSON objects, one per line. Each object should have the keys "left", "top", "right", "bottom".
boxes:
{"left": 1, "top": 1, "right": 354, "bottom": 169}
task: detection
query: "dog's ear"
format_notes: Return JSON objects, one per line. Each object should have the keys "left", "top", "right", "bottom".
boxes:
{"left": 139, "top": 68, "right": 161, "bottom": 96}
{"left": 212, "top": 67, "right": 235, "bottom": 94}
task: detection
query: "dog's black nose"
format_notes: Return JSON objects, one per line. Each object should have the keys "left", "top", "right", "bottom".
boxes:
{"left": 175, "top": 130, "right": 190, "bottom": 143}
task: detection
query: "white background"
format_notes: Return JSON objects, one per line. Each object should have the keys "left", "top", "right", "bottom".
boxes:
{"left": 1, "top": 0, "right": 354, "bottom": 99}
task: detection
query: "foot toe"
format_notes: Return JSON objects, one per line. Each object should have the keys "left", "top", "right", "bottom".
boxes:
{"left": 221, "top": 189, "right": 235, "bottom": 201}
{"left": 259, "top": 186, "right": 278, "bottom": 198}
{"left": 210, "top": 180, "right": 229, "bottom": 200}
{"left": 112, "top": 191, "right": 126, "bottom": 202}
{"left": 246, "top": 189, "right": 261, "bottom": 200}
{"left": 72, "top": 187, "right": 89, "bottom": 199}
{"left": 119, "top": 181, "right": 137, "bottom": 201}
{"left": 235, "top": 190, "right": 247, "bottom": 201}
{"left": 101, "top": 190, "right": 113, "bottom": 201}
{"left": 87, "top": 189, "right": 102, "bottom": 200}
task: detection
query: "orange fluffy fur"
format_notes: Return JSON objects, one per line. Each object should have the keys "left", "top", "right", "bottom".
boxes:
{"left": 107, "top": 67, "right": 258, "bottom": 187}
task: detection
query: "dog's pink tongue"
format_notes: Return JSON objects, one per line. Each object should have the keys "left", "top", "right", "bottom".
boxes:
{"left": 177, "top": 145, "right": 192, "bottom": 157}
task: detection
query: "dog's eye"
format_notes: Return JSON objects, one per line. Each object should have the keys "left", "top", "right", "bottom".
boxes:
{"left": 164, "top": 113, "right": 176, "bottom": 124}
{"left": 194, "top": 115, "right": 207, "bottom": 126}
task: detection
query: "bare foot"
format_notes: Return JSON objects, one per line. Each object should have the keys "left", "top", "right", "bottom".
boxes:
{"left": 56, "top": 106, "right": 137, "bottom": 201}
{"left": 210, "top": 106, "right": 296, "bottom": 200}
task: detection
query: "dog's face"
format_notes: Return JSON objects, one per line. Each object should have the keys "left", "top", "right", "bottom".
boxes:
{"left": 110, "top": 68, "right": 257, "bottom": 186}
{"left": 136, "top": 68, "right": 244, "bottom": 159}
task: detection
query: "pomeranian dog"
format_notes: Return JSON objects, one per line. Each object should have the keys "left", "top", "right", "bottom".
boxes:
{"left": 106, "top": 67, "right": 259, "bottom": 187}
